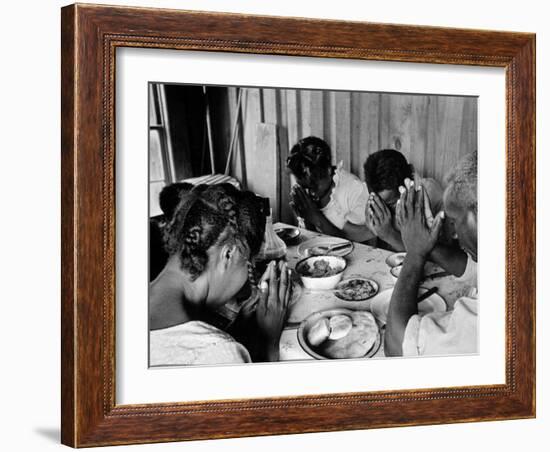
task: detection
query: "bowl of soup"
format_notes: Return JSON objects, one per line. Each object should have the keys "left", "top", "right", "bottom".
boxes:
{"left": 295, "top": 255, "right": 347, "bottom": 290}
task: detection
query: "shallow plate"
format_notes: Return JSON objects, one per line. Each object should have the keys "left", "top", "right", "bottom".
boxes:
{"left": 297, "top": 308, "right": 381, "bottom": 360}
{"left": 334, "top": 277, "right": 379, "bottom": 301}
{"left": 298, "top": 237, "right": 354, "bottom": 258}
{"left": 369, "top": 287, "right": 447, "bottom": 325}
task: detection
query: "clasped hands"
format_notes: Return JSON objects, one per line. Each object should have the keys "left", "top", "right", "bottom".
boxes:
{"left": 396, "top": 178, "right": 444, "bottom": 259}
{"left": 289, "top": 185, "right": 322, "bottom": 226}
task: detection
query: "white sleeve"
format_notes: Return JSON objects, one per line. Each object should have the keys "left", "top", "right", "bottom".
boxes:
{"left": 343, "top": 176, "right": 369, "bottom": 225}
{"left": 402, "top": 315, "right": 422, "bottom": 356}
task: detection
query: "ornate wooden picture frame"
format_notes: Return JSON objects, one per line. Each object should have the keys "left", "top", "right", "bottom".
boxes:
{"left": 61, "top": 3, "right": 535, "bottom": 447}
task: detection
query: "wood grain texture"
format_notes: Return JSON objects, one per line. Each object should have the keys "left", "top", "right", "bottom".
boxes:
{"left": 212, "top": 89, "right": 476, "bottom": 222}
{"left": 61, "top": 3, "right": 535, "bottom": 447}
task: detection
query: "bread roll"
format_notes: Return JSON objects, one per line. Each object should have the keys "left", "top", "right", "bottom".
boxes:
{"left": 321, "top": 311, "right": 378, "bottom": 359}
{"left": 328, "top": 315, "right": 353, "bottom": 340}
{"left": 307, "top": 318, "right": 330, "bottom": 346}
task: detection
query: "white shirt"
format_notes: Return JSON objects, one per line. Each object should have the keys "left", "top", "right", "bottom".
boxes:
{"left": 150, "top": 321, "right": 251, "bottom": 366}
{"left": 320, "top": 162, "right": 369, "bottom": 229}
{"left": 402, "top": 258, "right": 478, "bottom": 357}
{"left": 402, "top": 294, "right": 478, "bottom": 356}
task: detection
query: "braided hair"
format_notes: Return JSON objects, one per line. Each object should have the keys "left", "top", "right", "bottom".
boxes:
{"left": 363, "top": 149, "right": 413, "bottom": 193}
{"left": 163, "top": 184, "right": 266, "bottom": 280}
{"left": 286, "top": 136, "right": 333, "bottom": 181}
{"left": 158, "top": 182, "right": 194, "bottom": 220}
{"left": 234, "top": 190, "right": 267, "bottom": 258}
{"left": 163, "top": 184, "right": 241, "bottom": 279}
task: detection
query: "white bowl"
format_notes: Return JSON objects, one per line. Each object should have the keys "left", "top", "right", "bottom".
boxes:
{"left": 385, "top": 252, "right": 406, "bottom": 268}
{"left": 390, "top": 265, "right": 402, "bottom": 280}
{"left": 295, "top": 255, "right": 347, "bottom": 290}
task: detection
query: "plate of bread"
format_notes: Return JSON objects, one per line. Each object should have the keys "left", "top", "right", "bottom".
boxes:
{"left": 298, "top": 308, "right": 381, "bottom": 359}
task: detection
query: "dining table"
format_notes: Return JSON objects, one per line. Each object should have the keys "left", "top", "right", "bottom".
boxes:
{"left": 275, "top": 223, "right": 472, "bottom": 361}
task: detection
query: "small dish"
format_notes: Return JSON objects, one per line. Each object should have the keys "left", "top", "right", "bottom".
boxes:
{"left": 334, "top": 277, "right": 379, "bottom": 301}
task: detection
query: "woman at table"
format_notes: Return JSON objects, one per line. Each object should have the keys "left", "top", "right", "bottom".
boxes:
{"left": 364, "top": 149, "right": 468, "bottom": 277}
{"left": 286, "top": 136, "right": 375, "bottom": 243}
{"left": 385, "top": 151, "right": 478, "bottom": 357}
{"left": 149, "top": 183, "right": 292, "bottom": 365}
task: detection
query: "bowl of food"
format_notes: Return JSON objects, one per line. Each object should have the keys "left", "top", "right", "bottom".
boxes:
{"left": 298, "top": 308, "right": 381, "bottom": 359}
{"left": 335, "top": 277, "right": 379, "bottom": 301}
{"left": 295, "top": 255, "right": 347, "bottom": 290}
{"left": 390, "top": 265, "right": 402, "bottom": 280}
{"left": 274, "top": 225, "right": 301, "bottom": 244}
{"left": 385, "top": 252, "right": 406, "bottom": 268}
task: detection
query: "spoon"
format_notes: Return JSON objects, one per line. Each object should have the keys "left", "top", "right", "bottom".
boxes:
{"left": 309, "top": 242, "right": 351, "bottom": 256}
{"left": 417, "top": 287, "right": 438, "bottom": 303}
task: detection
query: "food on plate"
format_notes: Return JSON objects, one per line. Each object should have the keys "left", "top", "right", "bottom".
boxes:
{"left": 335, "top": 278, "right": 378, "bottom": 301}
{"left": 307, "top": 311, "right": 378, "bottom": 359}
{"left": 328, "top": 315, "right": 353, "bottom": 340}
{"left": 307, "top": 318, "right": 331, "bottom": 346}
{"left": 301, "top": 258, "right": 342, "bottom": 278}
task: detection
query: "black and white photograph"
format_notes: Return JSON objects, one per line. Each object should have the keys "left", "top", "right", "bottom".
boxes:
{"left": 148, "top": 83, "right": 478, "bottom": 366}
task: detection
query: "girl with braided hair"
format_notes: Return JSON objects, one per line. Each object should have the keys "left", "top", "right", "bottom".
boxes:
{"left": 286, "top": 136, "right": 374, "bottom": 243}
{"left": 149, "top": 184, "right": 292, "bottom": 365}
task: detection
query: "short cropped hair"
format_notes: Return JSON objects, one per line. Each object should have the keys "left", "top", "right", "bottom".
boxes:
{"left": 363, "top": 149, "right": 413, "bottom": 193}
{"left": 443, "top": 151, "right": 478, "bottom": 215}
{"left": 286, "top": 136, "right": 332, "bottom": 180}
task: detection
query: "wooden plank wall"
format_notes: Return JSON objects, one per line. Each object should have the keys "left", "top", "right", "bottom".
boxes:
{"left": 216, "top": 87, "right": 477, "bottom": 223}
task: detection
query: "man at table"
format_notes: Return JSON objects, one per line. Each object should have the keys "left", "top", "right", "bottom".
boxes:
{"left": 384, "top": 151, "right": 478, "bottom": 357}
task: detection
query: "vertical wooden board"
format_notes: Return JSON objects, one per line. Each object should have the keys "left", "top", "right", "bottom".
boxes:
{"left": 248, "top": 123, "right": 279, "bottom": 216}
{"left": 378, "top": 93, "right": 391, "bottom": 150}
{"left": 323, "top": 90, "right": 336, "bottom": 160}
{"left": 227, "top": 87, "right": 243, "bottom": 182}
{"left": 407, "top": 95, "right": 430, "bottom": 178}
{"left": 286, "top": 89, "right": 300, "bottom": 149}
{"left": 300, "top": 89, "right": 312, "bottom": 137}
{"left": 425, "top": 95, "right": 439, "bottom": 181}
{"left": 377, "top": 94, "right": 431, "bottom": 179}
{"left": 277, "top": 124, "right": 293, "bottom": 224}
{"left": 433, "top": 96, "right": 465, "bottom": 183}
{"left": 277, "top": 89, "right": 293, "bottom": 223}
{"left": 242, "top": 88, "right": 262, "bottom": 188}
{"left": 309, "top": 90, "right": 324, "bottom": 138}
{"left": 262, "top": 88, "right": 278, "bottom": 124}
{"left": 351, "top": 92, "right": 380, "bottom": 179}
{"left": 334, "top": 91, "right": 352, "bottom": 171}
{"left": 459, "top": 97, "right": 478, "bottom": 158}
{"left": 386, "top": 94, "right": 414, "bottom": 161}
